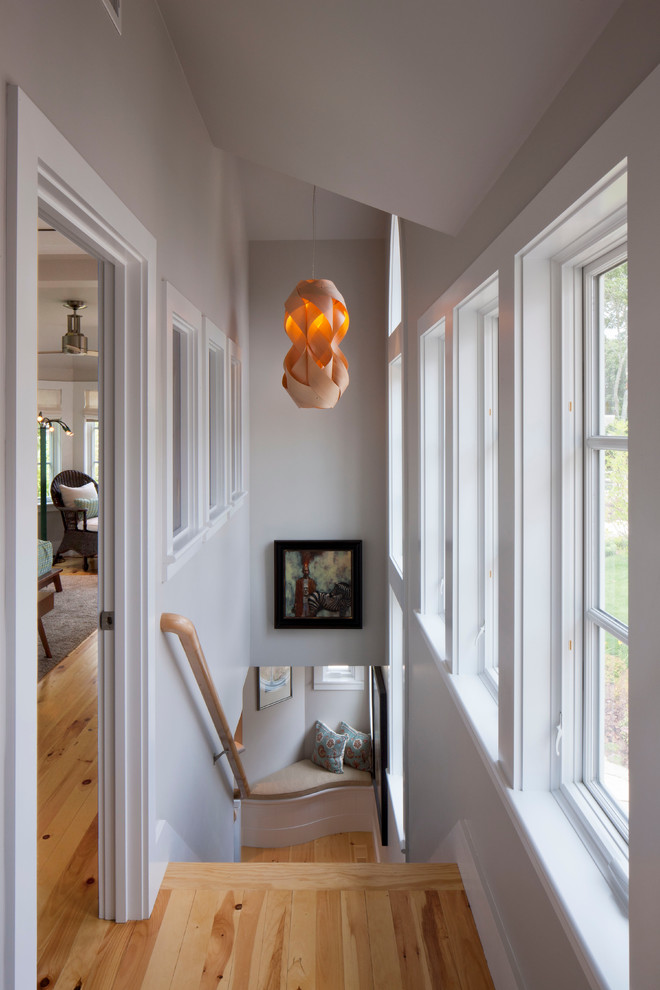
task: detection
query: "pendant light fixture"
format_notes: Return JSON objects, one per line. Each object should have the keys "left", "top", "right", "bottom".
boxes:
{"left": 61, "top": 299, "right": 89, "bottom": 354}
{"left": 282, "top": 187, "right": 349, "bottom": 409}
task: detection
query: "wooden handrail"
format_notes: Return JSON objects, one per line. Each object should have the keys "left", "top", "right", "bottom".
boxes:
{"left": 160, "top": 612, "right": 251, "bottom": 799}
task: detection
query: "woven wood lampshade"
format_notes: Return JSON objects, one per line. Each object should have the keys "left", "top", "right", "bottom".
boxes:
{"left": 282, "top": 277, "right": 349, "bottom": 409}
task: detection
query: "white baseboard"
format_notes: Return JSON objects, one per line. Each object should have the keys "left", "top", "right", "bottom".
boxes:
{"left": 155, "top": 818, "right": 202, "bottom": 864}
{"left": 435, "top": 820, "right": 524, "bottom": 990}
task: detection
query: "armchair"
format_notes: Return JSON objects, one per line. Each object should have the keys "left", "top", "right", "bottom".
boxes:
{"left": 50, "top": 470, "right": 99, "bottom": 572}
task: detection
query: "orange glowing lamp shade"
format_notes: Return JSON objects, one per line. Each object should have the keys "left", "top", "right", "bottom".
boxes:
{"left": 282, "top": 278, "right": 349, "bottom": 409}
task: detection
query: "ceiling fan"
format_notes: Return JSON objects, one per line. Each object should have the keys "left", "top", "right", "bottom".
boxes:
{"left": 38, "top": 300, "right": 99, "bottom": 357}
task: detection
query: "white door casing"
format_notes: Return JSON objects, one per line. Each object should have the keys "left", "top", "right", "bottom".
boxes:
{"left": 5, "top": 85, "right": 157, "bottom": 989}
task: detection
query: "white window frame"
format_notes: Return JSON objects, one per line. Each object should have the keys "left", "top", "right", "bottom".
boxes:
{"left": 479, "top": 310, "right": 499, "bottom": 697}
{"left": 518, "top": 161, "right": 629, "bottom": 905}
{"left": 453, "top": 276, "right": 499, "bottom": 683}
{"left": 582, "top": 247, "right": 629, "bottom": 834}
{"left": 387, "top": 213, "right": 406, "bottom": 849}
{"left": 420, "top": 319, "right": 446, "bottom": 622}
{"left": 313, "top": 665, "right": 365, "bottom": 690}
{"left": 202, "top": 316, "right": 230, "bottom": 535}
{"left": 388, "top": 215, "right": 403, "bottom": 336}
{"left": 229, "top": 338, "right": 246, "bottom": 508}
{"left": 388, "top": 353, "right": 404, "bottom": 575}
{"left": 165, "top": 282, "right": 203, "bottom": 576}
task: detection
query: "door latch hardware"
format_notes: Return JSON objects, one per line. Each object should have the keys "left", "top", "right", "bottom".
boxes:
{"left": 99, "top": 611, "right": 115, "bottom": 630}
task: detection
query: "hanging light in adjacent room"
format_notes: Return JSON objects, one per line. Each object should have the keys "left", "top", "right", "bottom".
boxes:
{"left": 282, "top": 187, "right": 349, "bottom": 409}
{"left": 61, "top": 299, "right": 89, "bottom": 354}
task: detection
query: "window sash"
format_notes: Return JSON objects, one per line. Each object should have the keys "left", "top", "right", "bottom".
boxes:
{"left": 582, "top": 249, "right": 629, "bottom": 836}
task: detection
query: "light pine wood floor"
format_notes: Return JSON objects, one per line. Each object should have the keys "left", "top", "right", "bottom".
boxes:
{"left": 38, "top": 631, "right": 495, "bottom": 989}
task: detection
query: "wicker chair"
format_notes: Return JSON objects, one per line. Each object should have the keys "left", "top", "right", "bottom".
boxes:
{"left": 50, "top": 470, "right": 99, "bottom": 572}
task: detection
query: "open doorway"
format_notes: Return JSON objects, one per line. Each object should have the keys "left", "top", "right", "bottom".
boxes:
{"left": 7, "top": 87, "right": 157, "bottom": 987}
{"left": 36, "top": 224, "right": 103, "bottom": 976}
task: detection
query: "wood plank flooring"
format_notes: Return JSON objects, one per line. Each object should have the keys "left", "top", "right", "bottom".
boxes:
{"left": 38, "top": 631, "right": 495, "bottom": 990}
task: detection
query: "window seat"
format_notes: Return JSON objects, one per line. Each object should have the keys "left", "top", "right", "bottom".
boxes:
{"left": 249, "top": 759, "right": 371, "bottom": 800}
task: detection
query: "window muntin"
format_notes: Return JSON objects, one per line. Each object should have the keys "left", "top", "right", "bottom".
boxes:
{"left": 583, "top": 253, "right": 629, "bottom": 829}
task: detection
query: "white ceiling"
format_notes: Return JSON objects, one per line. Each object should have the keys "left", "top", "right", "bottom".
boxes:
{"left": 156, "top": 0, "right": 622, "bottom": 238}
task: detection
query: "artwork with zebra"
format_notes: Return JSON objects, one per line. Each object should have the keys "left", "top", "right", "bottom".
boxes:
{"left": 274, "top": 540, "right": 363, "bottom": 629}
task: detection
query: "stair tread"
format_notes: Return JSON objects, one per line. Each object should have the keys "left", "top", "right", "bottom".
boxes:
{"left": 162, "top": 861, "right": 463, "bottom": 890}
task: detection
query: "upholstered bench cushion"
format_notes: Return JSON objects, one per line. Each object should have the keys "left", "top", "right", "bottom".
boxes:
{"left": 76, "top": 516, "right": 99, "bottom": 532}
{"left": 250, "top": 758, "right": 371, "bottom": 800}
{"left": 38, "top": 540, "right": 53, "bottom": 577}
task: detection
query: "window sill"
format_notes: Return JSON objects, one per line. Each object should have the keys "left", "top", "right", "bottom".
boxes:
{"left": 414, "top": 611, "right": 629, "bottom": 990}
{"left": 164, "top": 529, "right": 205, "bottom": 581}
{"left": 203, "top": 506, "right": 231, "bottom": 541}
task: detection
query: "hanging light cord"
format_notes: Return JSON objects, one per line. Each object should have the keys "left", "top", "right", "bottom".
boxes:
{"left": 312, "top": 185, "right": 317, "bottom": 279}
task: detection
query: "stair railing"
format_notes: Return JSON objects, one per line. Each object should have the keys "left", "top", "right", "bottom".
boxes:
{"left": 160, "top": 612, "right": 251, "bottom": 799}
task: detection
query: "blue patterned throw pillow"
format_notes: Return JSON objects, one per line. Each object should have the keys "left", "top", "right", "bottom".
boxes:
{"left": 73, "top": 496, "right": 99, "bottom": 518}
{"left": 338, "top": 720, "right": 372, "bottom": 772}
{"left": 311, "top": 720, "right": 348, "bottom": 774}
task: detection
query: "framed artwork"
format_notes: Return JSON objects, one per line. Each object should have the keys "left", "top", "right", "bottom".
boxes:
{"left": 257, "top": 666, "right": 292, "bottom": 710}
{"left": 274, "top": 540, "right": 363, "bottom": 629}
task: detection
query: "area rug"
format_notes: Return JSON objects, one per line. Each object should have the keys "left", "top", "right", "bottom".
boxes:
{"left": 38, "top": 571, "right": 98, "bottom": 680}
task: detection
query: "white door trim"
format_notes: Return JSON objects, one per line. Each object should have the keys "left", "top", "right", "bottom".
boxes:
{"left": 4, "top": 85, "right": 158, "bottom": 988}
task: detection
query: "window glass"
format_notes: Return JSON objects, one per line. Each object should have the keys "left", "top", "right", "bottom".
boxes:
{"left": 172, "top": 326, "right": 183, "bottom": 535}
{"left": 584, "top": 255, "right": 628, "bottom": 825}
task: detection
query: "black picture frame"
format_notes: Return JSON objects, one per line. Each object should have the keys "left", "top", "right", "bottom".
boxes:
{"left": 274, "top": 540, "right": 363, "bottom": 629}
{"left": 371, "top": 665, "right": 388, "bottom": 847}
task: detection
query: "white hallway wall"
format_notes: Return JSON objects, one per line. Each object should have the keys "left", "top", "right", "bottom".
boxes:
{"left": 403, "top": 60, "right": 660, "bottom": 990}
{"left": 0, "top": 2, "right": 250, "bottom": 976}
{"left": 248, "top": 239, "right": 387, "bottom": 672}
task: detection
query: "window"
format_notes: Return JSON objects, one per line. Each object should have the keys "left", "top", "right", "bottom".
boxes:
{"left": 165, "top": 282, "right": 202, "bottom": 574}
{"left": 454, "top": 277, "right": 499, "bottom": 684}
{"left": 388, "top": 355, "right": 404, "bottom": 573}
{"left": 229, "top": 339, "right": 246, "bottom": 506}
{"left": 313, "top": 666, "right": 365, "bottom": 690}
{"left": 582, "top": 251, "right": 629, "bottom": 828}
{"left": 388, "top": 216, "right": 402, "bottom": 335}
{"left": 37, "top": 424, "right": 60, "bottom": 501}
{"left": 387, "top": 213, "right": 405, "bottom": 848}
{"left": 518, "top": 162, "right": 628, "bottom": 901}
{"left": 420, "top": 320, "right": 446, "bottom": 630}
{"left": 36, "top": 388, "right": 63, "bottom": 501}
{"left": 204, "top": 317, "right": 230, "bottom": 531}
{"left": 84, "top": 419, "right": 100, "bottom": 483}
{"left": 479, "top": 310, "right": 499, "bottom": 694}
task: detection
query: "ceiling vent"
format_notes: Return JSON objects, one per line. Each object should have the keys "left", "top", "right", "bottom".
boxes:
{"left": 101, "top": 0, "right": 121, "bottom": 34}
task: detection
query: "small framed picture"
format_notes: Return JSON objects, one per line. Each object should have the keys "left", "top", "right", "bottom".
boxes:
{"left": 274, "top": 540, "right": 363, "bottom": 629}
{"left": 257, "top": 666, "right": 293, "bottom": 710}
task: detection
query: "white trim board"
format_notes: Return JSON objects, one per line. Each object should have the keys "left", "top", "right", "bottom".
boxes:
{"left": 5, "top": 85, "right": 157, "bottom": 989}
{"left": 436, "top": 821, "right": 522, "bottom": 990}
